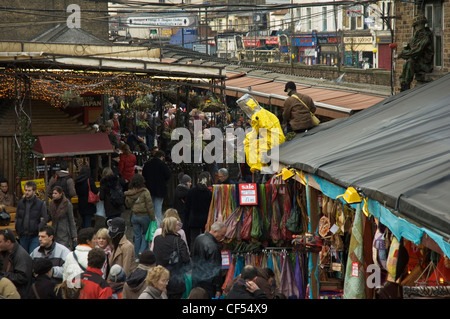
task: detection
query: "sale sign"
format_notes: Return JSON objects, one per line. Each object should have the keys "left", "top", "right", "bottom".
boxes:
{"left": 239, "top": 183, "right": 258, "bottom": 205}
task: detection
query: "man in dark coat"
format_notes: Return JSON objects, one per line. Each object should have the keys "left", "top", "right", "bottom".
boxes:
{"left": 226, "top": 265, "right": 268, "bottom": 299}
{"left": 183, "top": 172, "right": 212, "bottom": 248}
{"left": 75, "top": 166, "right": 99, "bottom": 229}
{"left": 142, "top": 150, "right": 171, "bottom": 226}
{"left": 191, "top": 222, "right": 226, "bottom": 299}
{"left": 0, "top": 228, "right": 33, "bottom": 299}
{"left": 15, "top": 180, "right": 48, "bottom": 253}
{"left": 282, "top": 81, "right": 317, "bottom": 133}
{"left": 173, "top": 174, "right": 191, "bottom": 225}
{"left": 99, "top": 172, "right": 125, "bottom": 220}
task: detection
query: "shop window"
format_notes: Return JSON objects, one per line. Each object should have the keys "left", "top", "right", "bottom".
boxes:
{"left": 425, "top": 2, "right": 443, "bottom": 68}
{"left": 322, "top": 7, "right": 328, "bottom": 31}
{"left": 307, "top": 8, "right": 312, "bottom": 30}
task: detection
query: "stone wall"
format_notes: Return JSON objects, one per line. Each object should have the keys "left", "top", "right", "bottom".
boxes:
{"left": 259, "top": 63, "right": 392, "bottom": 86}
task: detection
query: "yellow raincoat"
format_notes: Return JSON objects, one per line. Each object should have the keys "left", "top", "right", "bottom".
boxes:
{"left": 237, "top": 94, "right": 285, "bottom": 173}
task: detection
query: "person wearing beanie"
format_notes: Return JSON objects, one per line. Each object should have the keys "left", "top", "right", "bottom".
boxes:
{"left": 122, "top": 250, "right": 156, "bottom": 299}
{"left": 107, "top": 217, "right": 136, "bottom": 278}
{"left": 108, "top": 264, "right": 126, "bottom": 299}
{"left": 173, "top": 174, "right": 192, "bottom": 226}
{"left": 29, "top": 258, "right": 60, "bottom": 299}
{"left": 282, "top": 81, "right": 317, "bottom": 133}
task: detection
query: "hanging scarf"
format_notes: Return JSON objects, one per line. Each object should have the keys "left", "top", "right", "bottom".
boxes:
{"left": 49, "top": 195, "right": 69, "bottom": 223}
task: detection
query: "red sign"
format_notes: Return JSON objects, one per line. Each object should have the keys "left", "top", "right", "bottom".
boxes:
{"left": 243, "top": 37, "right": 261, "bottom": 47}
{"left": 265, "top": 36, "right": 279, "bottom": 45}
{"left": 239, "top": 183, "right": 258, "bottom": 205}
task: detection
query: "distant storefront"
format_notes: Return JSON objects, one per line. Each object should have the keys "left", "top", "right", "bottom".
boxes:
{"left": 343, "top": 35, "right": 374, "bottom": 68}
{"left": 317, "top": 33, "right": 341, "bottom": 66}
{"left": 292, "top": 34, "right": 317, "bottom": 65}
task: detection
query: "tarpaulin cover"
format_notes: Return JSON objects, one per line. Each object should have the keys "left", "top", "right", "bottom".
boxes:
{"left": 32, "top": 133, "right": 113, "bottom": 157}
{"left": 273, "top": 73, "right": 450, "bottom": 241}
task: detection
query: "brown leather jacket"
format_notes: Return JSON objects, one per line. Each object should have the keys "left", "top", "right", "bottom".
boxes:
{"left": 282, "top": 93, "right": 316, "bottom": 131}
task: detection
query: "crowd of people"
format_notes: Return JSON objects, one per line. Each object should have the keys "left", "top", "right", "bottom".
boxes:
{"left": 0, "top": 98, "right": 288, "bottom": 300}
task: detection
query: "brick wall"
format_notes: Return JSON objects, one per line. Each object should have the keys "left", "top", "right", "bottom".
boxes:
{"left": 394, "top": 0, "right": 450, "bottom": 93}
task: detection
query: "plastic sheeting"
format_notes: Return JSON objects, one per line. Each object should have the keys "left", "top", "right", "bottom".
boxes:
{"left": 272, "top": 74, "right": 450, "bottom": 255}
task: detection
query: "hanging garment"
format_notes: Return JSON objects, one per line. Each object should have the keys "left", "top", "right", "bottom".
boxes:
{"left": 343, "top": 204, "right": 366, "bottom": 299}
{"left": 270, "top": 195, "right": 282, "bottom": 243}
{"left": 222, "top": 255, "right": 237, "bottom": 292}
{"left": 279, "top": 252, "right": 299, "bottom": 298}
{"left": 280, "top": 184, "right": 293, "bottom": 242}
{"left": 224, "top": 206, "right": 243, "bottom": 242}
{"left": 251, "top": 206, "right": 263, "bottom": 240}
{"left": 240, "top": 207, "right": 253, "bottom": 241}
{"left": 234, "top": 255, "right": 245, "bottom": 278}
{"left": 271, "top": 252, "right": 282, "bottom": 292}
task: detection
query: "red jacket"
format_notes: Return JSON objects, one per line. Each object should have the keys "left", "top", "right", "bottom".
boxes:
{"left": 118, "top": 153, "right": 136, "bottom": 182}
{"left": 78, "top": 267, "right": 113, "bottom": 299}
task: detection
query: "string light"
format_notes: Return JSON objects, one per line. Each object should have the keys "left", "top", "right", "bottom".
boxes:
{"left": 0, "top": 68, "right": 214, "bottom": 107}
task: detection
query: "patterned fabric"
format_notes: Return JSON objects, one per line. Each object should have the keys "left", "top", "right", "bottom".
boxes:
{"left": 343, "top": 204, "right": 366, "bottom": 299}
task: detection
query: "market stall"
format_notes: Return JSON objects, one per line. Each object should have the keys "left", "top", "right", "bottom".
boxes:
{"left": 266, "top": 73, "right": 450, "bottom": 298}
{"left": 206, "top": 74, "right": 450, "bottom": 299}
{"left": 31, "top": 132, "right": 114, "bottom": 199}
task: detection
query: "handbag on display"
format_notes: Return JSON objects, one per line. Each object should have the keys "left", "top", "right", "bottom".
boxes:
{"left": 87, "top": 179, "right": 99, "bottom": 204}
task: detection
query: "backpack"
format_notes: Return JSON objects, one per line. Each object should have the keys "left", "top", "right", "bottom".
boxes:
{"left": 53, "top": 175, "right": 71, "bottom": 198}
{"left": 109, "top": 182, "right": 125, "bottom": 207}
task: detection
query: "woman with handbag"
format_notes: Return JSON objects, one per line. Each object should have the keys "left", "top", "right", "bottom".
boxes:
{"left": 75, "top": 165, "right": 99, "bottom": 229}
{"left": 124, "top": 174, "right": 155, "bottom": 257}
{"left": 152, "top": 217, "right": 191, "bottom": 299}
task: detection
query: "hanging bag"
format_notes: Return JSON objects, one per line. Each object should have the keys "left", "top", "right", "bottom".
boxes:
{"left": 286, "top": 186, "right": 303, "bottom": 234}
{"left": 87, "top": 179, "right": 99, "bottom": 204}
{"left": 145, "top": 219, "right": 158, "bottom": 242}
{"left": 292, "top": 94, "right": 320, "bottom": 126}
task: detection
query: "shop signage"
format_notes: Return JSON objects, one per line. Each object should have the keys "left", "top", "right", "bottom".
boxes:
{"left": 292, "top": 37, "right": 315, "bottom": 47}
{"left": 239, "top": 183, "right": 258, "bottom": 205}
{"left": 317, "top": 37, "right": 340, "bottom": 44}
{"left": 344, "top": 36, "right": 372, "bottom": 45}
{"left": 221, "top": 250, "right": 231, "bottom": 269}
{"left": 243, "top": 38, "right": 261, "bottom": 47}
{"left": 346, "top": 6, "right": 362, "bottom": 17}
{"left": 21, "top": 178, "right": 46, "bottom": 200}
{"left": 265, "top": 36, "right": 279, "bottom": 45}
{"left": 125, "top": 16, "right": 195, "bottom": 27}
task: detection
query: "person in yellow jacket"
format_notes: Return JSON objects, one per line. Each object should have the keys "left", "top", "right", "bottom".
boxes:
{"left": 237, "top": 94, "right": 285, "bottom": 175}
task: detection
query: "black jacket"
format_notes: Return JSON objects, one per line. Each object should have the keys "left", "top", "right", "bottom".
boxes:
{"left": 29, "top": 275, "right": 61, "bottom": 299}
{"left": 142, "top": 157, "right": 171, "bottom": 198}
{"left": 173, "top": 184, "right": 190, "bottom": 225}
{"left": 183, "top": 185, "right": 212, "bottom": 229}
{"left": 75, "top": 174, "right": 98, "bottom": 216}
{"left": 15, "top": 195, "right": 48, "bottom": 237}
{"left": 0, "top": 242, "right": 33, "bottom": 299}
{"left": 153, "top": 233, "right": 190, "bottom": 295}
{"left": 226, "top": 278, "right": 268, "bottom": 299}
{"left": 99, "top": 174, "right": 125, "bottom": 217}
{"left": 190, "top": 232, "right": 222, "bottom": 298}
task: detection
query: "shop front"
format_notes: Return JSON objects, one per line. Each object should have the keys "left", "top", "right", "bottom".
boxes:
{"left": 343, "top": 35, "right": 374, "bottom": 68}
{"left": 292, "top": 34, "right": 317, "bottom": 65}
{"left": 317, "top": 33, "right": 341, "bottom": 66}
